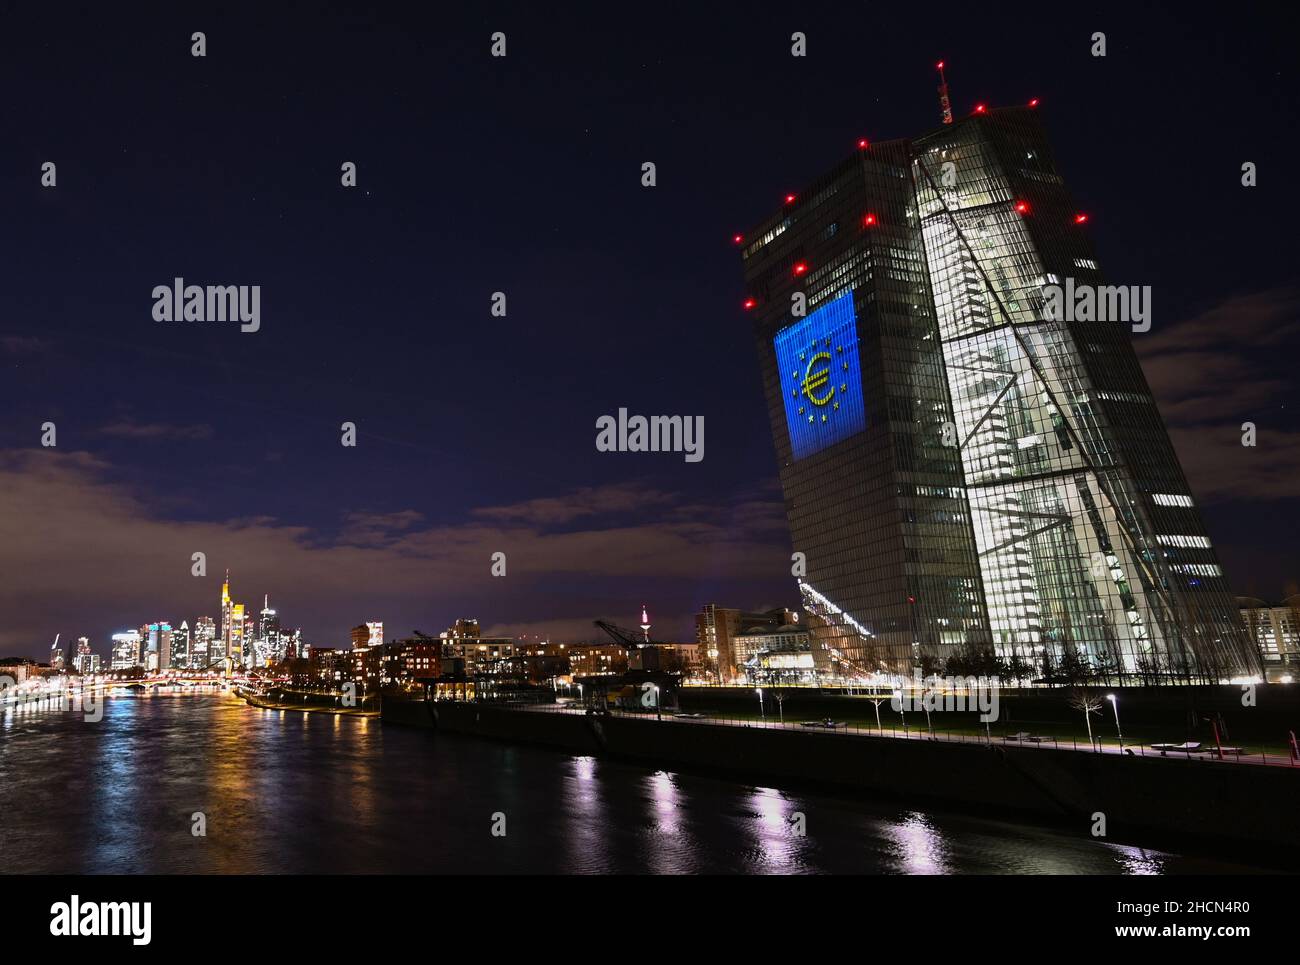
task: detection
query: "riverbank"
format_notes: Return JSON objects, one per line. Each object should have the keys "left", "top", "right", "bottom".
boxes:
{"left": 241, "top": 688, "right": 379, "bottom": 717}
{"left": 383, "top": 695, "right": 1300, "bottom": 863}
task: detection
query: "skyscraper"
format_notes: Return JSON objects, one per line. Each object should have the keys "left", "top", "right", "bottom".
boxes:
{"left": 740, "top": 104, "right": 1259, "bottom": 685}
{"left": 111, "top": 630, "right": 142, "bottom": 670}
{"left": 141, "top": 622, "right": 174, "bottom": 672}
{"left": 74, "top": 636, "right": 97, "bottom": 675}
{"left": 219, "top": 570, "right": 234, "bottom": 665}
{"left": 171, "top": 620, "right": 191, "bottom": 669}
{"left": 193, "top": 616, "right": 216, "bottom": 669}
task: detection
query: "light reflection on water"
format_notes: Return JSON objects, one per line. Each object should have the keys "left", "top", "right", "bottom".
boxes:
{"left": 0, "top": 694, "right": 1267, "bottom": 874}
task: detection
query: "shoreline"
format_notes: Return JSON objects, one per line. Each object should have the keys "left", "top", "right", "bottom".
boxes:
{"left": 240, "top": 689, "right": 379, "bottom": 718}
{"left": 383, "top": 695, "right": 1300, "bottom": 867}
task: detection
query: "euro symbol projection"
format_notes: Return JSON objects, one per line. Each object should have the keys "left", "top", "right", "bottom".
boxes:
{"left": 774, "top": 289, "right": 865, "bottom": 460}
{"left": 800, "top": 352, "right": 834, "bottom": 406}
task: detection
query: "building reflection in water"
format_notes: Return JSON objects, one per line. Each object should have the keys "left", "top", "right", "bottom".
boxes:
{"left": 883, "top": 811, "right": 950, "bottom": 874}
{"left": 747, "top": 785, "right": 801, "bottom": 873}
{"left": 563, "top": 756, "right": 609, "bottom": 874}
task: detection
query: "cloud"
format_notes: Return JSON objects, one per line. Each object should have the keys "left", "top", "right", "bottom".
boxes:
{"left": 0, "top": 450, "right": 789, "bottom": 655}
{"left": 97, "top": 420, "right": 214, "bottom": 441}
{"left": 0, "top": 335, "right": 51, "bottom": 355}
{"left": 471, "top": 482, "right": 678, "bottom": 527}
{"left": 1137, "top": 286, "right": 1300, "bottom": 502}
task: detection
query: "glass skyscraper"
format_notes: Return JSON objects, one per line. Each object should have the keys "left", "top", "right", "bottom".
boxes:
{"left": 741, "top": 106, "right": 1259, "bottom": 685}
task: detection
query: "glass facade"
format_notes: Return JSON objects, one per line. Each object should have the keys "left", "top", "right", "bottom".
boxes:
{"left": 742, "top": 108, "right": 1260, "bottom": 685}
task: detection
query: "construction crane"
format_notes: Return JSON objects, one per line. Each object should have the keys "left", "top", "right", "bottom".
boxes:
{"left": 593, "top": 620, "right": 658, "bottom": 653}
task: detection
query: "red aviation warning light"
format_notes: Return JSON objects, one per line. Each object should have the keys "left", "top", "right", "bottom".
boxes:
{"left": 863, "top": 212, "right": 877, "bottom": 227}
{"left": 1029, "top": 97, "right": 1040, "bottom": 107}
{"left": 793, "top": 261, "right": 809, "bottom": 277}
{"left": 974, "top": 103, "right": 987, "bottom": 114}
{"left": 785, "top": 193, "right": 796, "bottom": 204}
{"left": 858, "top": 138, "right": 869, "bottom": 149}
{"left": 1074, "top": 212, "right": 1089, "bottom": 224}
{"left": 733, "top": 233, "right": 743, "bottom": 244}
{"left": 1014, "top": 200, "right": 1030, "bottom": 215}
{"left": 743, "top": 297, "right": 756, "bottom": 310}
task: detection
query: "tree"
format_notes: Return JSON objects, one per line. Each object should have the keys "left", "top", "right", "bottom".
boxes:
{"left": 1066, "top": 689, "right": 1106, "bottom": 746}
{"left": 1134, "top": 651, "right": 1162, "bottom": 686}
{"left": 1091, "top": 649, "right": 1120, "bottom": 687}
{"left": 1058, "top": 646, "right": 1091, "bottom": 686}
{"left": 917, "top": 652, "right": 944, "bottom": 680}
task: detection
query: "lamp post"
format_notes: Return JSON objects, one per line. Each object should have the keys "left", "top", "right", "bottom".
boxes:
{"left": 756, "top": 686, "right": 765, "bottom": 721}
{"left": 1107, "top": 693, "right": 1123, "bottom": 748}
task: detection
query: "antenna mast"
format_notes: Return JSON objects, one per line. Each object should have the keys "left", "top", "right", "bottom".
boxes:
{"left": 936, "top": 61, "right": 953, "bottom": 125}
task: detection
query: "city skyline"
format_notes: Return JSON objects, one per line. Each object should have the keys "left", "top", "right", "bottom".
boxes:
{"left": 2, "top": 6, "right": 1296, "bottom": 661}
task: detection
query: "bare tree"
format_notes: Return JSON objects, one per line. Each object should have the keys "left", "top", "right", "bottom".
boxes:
{"left": 1066, "top": 689, "right": 1106, "bottom": 746}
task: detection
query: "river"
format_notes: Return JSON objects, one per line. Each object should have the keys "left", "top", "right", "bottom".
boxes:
{"left": 0, "top": 691, "right": 1266, "bottom": 874}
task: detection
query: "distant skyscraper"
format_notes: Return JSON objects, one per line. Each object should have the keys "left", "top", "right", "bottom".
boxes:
{"left": 740, "top": 104, "right": 1259, "bottom": 684}
{"left": 142, "top": 622, "right": 174, "bottom": 671}
{"left": 49, "top": 636, "right": 64, "bottom": 671}
{"left": 111, "top": 630, "right": 142, "bottom": 669}
{"left": 230, "top": 605, "right": 246, "bottom": 668}
{"left": 172, "top": 621, "right": 191, "bottom": 668}
{"left": 220, "top": 570, "right": 234, "bottom": 665}
{"left": 74, "top": 637, "right": 97, "bottom": 675}
{"left": 367, "top": 621, "right": 383, "bottom": 648}
{"left": 255, "top": 595, "right": 284, "bottom": 665}
{"left": 193, "top": 616, "right": 217, "bottom": 668}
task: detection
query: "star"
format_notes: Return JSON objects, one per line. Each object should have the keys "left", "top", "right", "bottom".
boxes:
{"left": 808, "top": 415, "right": 814, "bottom": 423}
{"left": 833, "top": 401, "right": 840, "bottom": 410}
{"left": 821, "top": 414, "right": 827, "bottom": 422}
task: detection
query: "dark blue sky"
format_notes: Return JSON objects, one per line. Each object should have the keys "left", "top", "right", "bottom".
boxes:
{"left": 2, "top": 2, "right": 1296, "bottom": 656}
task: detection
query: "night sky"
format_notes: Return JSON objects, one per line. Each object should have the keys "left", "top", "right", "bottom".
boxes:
{"left": 2, "top": 2, "right": 1296, "bottom": 658}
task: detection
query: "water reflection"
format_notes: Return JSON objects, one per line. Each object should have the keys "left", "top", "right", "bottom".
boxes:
{"left": 0, "top": 694, "right": 1268, "bottom": 875}
{"left": 883, "top": 811, "right": 950, "bottom": 874}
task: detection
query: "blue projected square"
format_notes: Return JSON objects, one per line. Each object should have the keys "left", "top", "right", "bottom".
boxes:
{"left": 774, "top": 290, "right": 866, "bottom": 460}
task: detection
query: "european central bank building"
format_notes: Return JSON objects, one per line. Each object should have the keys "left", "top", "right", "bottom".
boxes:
{"left": 740, "top": 104, "right": 1260, "bottom": 685}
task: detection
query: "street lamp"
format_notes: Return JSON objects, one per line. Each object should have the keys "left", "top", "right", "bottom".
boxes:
{"left": 1107, "top": 694, "right": 1123, "bottom": 748}
{"left": 756, "top": 687, "right": 765, "bottom": 721}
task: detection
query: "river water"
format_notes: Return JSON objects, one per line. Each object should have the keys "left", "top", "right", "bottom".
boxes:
{"left": 0, "top": 691, "right": 1265, "bottom": 874}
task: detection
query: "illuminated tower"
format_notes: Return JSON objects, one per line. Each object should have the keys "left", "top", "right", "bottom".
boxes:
{"left": 639, "top": 605, "right": 651, "bottom": 644}
{"left": 740, "top": 103, "right": 1259, "bottom": 684}
{"left": 219, "top": 569, "right": 233, "bottom": 664}
{"left": 172, "top": 621, "right": 191, "bottom": 669}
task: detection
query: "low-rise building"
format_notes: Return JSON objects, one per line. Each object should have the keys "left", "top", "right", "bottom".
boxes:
{"left": 1239, "top": 596, "right": 1300, "bottom": 683}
